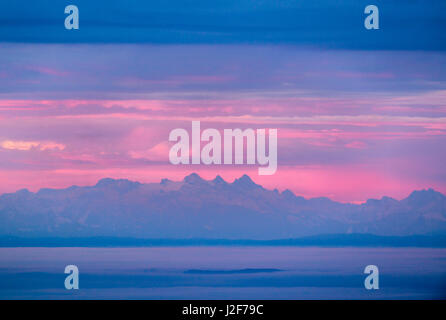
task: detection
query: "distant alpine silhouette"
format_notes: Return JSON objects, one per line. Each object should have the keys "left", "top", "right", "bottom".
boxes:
{"left": 1, "top": 173, "right": 445, "bottom": 239}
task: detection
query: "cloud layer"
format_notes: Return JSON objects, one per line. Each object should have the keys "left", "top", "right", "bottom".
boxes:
{"left": 0, "top": 44, "right": 445, "bottom": 202}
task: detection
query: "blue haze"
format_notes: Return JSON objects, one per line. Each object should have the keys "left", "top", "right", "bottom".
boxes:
{"left": 0, "top": 1, "right": 445, "bottom": 50}
{"left": 1, "top": 247, "right": 445, "bottom": 299}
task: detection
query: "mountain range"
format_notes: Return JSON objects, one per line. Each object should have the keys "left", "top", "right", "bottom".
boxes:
{"left": 1, "top": 173, "right": 446, "bottom": 240}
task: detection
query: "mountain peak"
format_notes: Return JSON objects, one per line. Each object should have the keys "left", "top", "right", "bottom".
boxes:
{"left": 404, "top": 188, "right": 445, "bottom": 206}
{"left": 16, "top": 188, "right": 31, "bottom": 194}
{"left": 237, "top": 174, "right": 253, "bottom": 182}
{"left": 213, "top": 175, "right": 226, "bottom": 184}
{"left": 95, "top": 178, "right": 141, "bottom": 190}
{"left": 95, "top": 178, "right": 116, "bottom": 187}
{"left": 183, "top": 173, "right": 206, "bottom": 184}
{"left": 233, "top": 174, "right": 260, "bottom": 189}
{"left": 160, "top": 178, "right": 172, "bottom": 185}
{"left": 282, "top": 189, "right": 296, "bottom": 198}
{"left": 408, "top": 188, "right": 443, "bottom": 198}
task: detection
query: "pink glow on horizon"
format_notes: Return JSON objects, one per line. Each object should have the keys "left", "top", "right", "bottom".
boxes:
{"left": 0, "top": 164, "right": 445, "bottom": 203}
{"left": 1, "top": 47, "right": 446, "bottom": 205}
{"left": 1, "top": 93, "right": 445, "bottom": 202}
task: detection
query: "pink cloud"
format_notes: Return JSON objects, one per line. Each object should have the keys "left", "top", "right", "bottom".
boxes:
{"left": 27, "top": 66, "right": 69, "bottom": 77}
{"left": 129, "top": 141, "right": 172, "bottom": 162}
{"left": 344, "top": 141, "right": 367, "bottom": 149}
{"left": 0, "top": 90, "right": 445, "bottom": 202}
{"left": 1, "top": 140, "right": 65, "bottom": 151}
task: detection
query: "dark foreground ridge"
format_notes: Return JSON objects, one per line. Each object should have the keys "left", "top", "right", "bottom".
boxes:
{"left": 2, "top": 234, "right": 446, "bottom": 247}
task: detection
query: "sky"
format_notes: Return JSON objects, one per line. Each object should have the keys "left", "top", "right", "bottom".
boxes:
{"left": 0, "top": 1, "right": 445, "bottom": 202}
